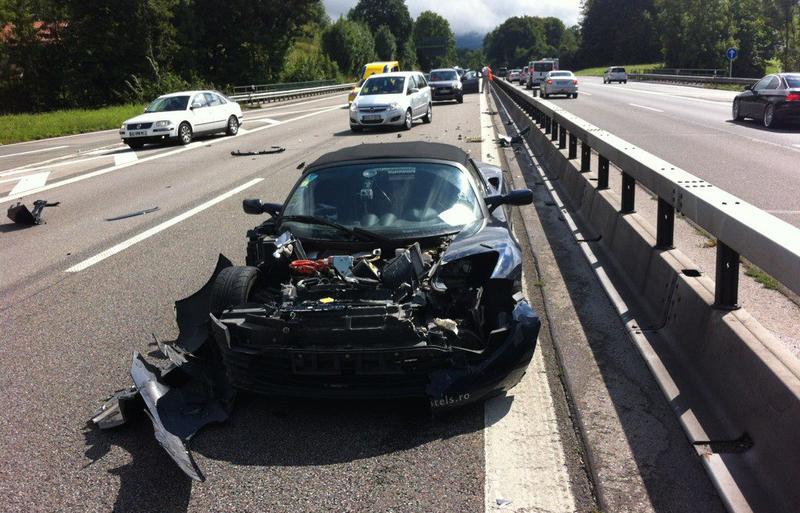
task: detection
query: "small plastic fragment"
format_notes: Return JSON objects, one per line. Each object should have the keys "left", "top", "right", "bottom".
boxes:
{"left": 231, "top": 147, "right": 285, "bottom": 156}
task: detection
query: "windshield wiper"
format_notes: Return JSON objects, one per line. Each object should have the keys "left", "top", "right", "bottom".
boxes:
{"left": 280, "top": 215, "right": 389, "bottom": 242}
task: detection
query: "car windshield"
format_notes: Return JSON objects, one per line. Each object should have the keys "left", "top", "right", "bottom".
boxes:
{"left": 534, "top": 62, "right": 554, "bottom": 72}
{"left": 785, "top": 75, "right": 800, "bottom": 88}
{"left": 145, "top": 95, "right": 189, "bottom": 112}
{"left": 282, "top": 162, "right": 483, "bottom": 240}
{"left": 431, "top": 70, "right": 458, "bottom": 81}
{"left": 361, "top": 76, "right": 406, "bottom": 95}
{"left": 611, "top": 67, "right": 626, "bottom": 73}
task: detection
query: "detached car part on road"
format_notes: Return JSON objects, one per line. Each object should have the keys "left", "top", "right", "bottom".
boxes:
{"left": 92, "top": 142, "right": 540, "bottom": 481}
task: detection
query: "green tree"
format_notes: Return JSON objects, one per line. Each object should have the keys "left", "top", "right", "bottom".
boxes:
{"left": 413, "top": 10, "right": 456, "bottom": 70}
{"left": 374, "top": 24, "right": 397, "bottom": 60}
{"left": 483, "top": 16, "right": 548, "bottom": 68}
{"left": 766, "top": 0, "right": 800, "bottom": 70}
{"left": 321, "top": 17, "right": 375, "bottom": 77}
{"left": 579, "top": 0, "right": 661, "bottom": 66}
{"left": 656, "top": 0, "right": 733, "bottom": 69}
{"left": 348, "top": 0, "right": 415, "bottom": 66}
{"left": 727, "top": 0, "right": 777, "bottom": 76}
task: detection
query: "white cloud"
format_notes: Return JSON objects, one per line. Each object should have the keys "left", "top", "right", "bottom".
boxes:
{"left": 322, "top": 0, "right": 582, "bottom": 34}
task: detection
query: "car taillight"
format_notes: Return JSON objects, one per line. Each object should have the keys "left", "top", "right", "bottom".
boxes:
{"left": 787, "top": 92, "right": 800, "bottom": 102}
{"left": 573, "top": 79, "right": 578, "bottom": 85}
{"left": 547, "top": 79, "right": 553, "bottom": 85}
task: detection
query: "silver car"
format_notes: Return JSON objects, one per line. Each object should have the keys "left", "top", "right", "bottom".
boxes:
{"left": 349, "top": 72, "right": 432, "bottom": 131}
{"left": 603, "top": 66, "right": 628, "bottom": 84}
{"left": 541, "top": 71, "right": 578, "bottom": 99}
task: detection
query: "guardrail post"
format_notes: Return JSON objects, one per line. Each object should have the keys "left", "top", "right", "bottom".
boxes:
{"left": 597, "top": 156, "right": 609, "bottom": 190}
{"left": 714, "top": 242, "right": 740, "bottom": 310}
{"left": 621, "top": 172, "right": 635, "bottom": 213}
{"left": 537, "top": 111, "right": 545, "bottom": 128}
{"left": 558, "top": 127, "right": 566, "bottom": 149}
{"left": 655, "top": 198, "right": 674, "bottom": 248}
{"left": 551, "top": 120, "right": 559, "bottom": 141}
{"left": 568, "top": 134, "right": 577, "bottom": 159}
{"left": 581, "top": 143, "right": 591, "bottom": 172}
{"left": 545, "top": 116, "right": 551, "bottom": 133}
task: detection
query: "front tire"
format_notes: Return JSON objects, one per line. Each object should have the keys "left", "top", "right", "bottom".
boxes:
{"left": 457, "top": 94, "right": 464, "bottom": 104}
{"left": 226, "top": 115, "right": 239, "bottom": 136}
{"left": 178, "top": 122, "right": 192, "bottom": 145}
{"left": 210, "top": 266, "right": 259, "bottom": 315}
{"left": 732, "top": 100, "right": 744, "bottom": 121}
{"left": 422, "top": 104, "right": 432, "bottom": 123}
{"left": 403, "top": 109, "right": 413, "bottom": 130}
{"left": 763, "top": 103, "right": 776, "bottom": 128}
{"left": 573, "top": 93, "right": 579, "bottom": 99}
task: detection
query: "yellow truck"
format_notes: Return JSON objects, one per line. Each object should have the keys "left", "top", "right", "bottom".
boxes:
{"left": 348, "top": 61, "right": 401, "bottom": 103}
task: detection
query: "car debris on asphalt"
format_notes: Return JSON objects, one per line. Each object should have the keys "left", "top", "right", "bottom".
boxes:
{"left": 6, "top": 200, "right": 60, "bottom": 225}
{"left": 231, "top": 147, "right": 286, "bottom": 156}
{"left": 495, "top": 126, "right": 531, "bottom": 147}
{"left": 105, "top": 206, "right": 160, "bottom": 221}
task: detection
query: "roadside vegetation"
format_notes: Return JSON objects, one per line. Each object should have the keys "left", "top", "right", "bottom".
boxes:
{"left": 574, "top": 64, "right": 662, "bottom": 76}
{"left": 0, "top": 104, "right": 144, "bottom": 145}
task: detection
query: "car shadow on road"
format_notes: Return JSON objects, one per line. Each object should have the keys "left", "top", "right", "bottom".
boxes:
{"left": 332, "top": 127, "right": 406, "bottom": 137}
{"left": 725, "top": 119, "right": 800, "bottom": 133}
{"left": 84, "top": 386, "right": 483, "bottom": 512}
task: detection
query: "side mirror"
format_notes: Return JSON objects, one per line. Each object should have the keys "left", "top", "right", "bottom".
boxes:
{"left": 408, "top": 87, "right": 419, "bottom": 95}
{"left": 744, "top": 84, "right": 753, "bottom": 91}
{"left": 485, "top": 189, "right": 534, "bottom": 213}
{"left": 242, "top": 198, "right": 281, "bottom": 216}
{"left": 190, "top": 102, "right": 202, "bottom": 110}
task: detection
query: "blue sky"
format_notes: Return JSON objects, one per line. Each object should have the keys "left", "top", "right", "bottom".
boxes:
{"left": 322, "top": 0, "right": 582, "bottom": 35}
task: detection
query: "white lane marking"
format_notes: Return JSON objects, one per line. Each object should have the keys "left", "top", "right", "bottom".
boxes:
{"left": 766, "top": 209, "right": 800, "bottom": 214}
{"left": 580, "top": 91, "right": 592, "bottom": 96}
{"left": 244, "top": 93, "right": 346, "bottom": 114}
{"left": 629, "top": 103, "right": 664, "bottom": 113}
{"left": 793, "top": 144, "right": 800, "bottom": 149}
{"left": 65, "top": 178, "right": 263, "bottom": 272}
{"left": 251, "top": 118, "right": 282, "bottom": 125}
{"left": 0, "top": 103, "right": 343, "bottom": 206}
{"left": 0, "top": 145, "right": 69, "bottom": 159}
{"left": 583, "top": 82, "right": 730, "bottom": 105}
{"left": 113, "top": 151, "right": 138, "bottom": 166}
{"left": 0, "top": 153, "right": 112, "bottom": 177}
{"left": 481, "top": 87, "right": 576, "bottom": 513}
{"left": 248, "top": 104, "right": 347, "bottom": 119}
{"left": 9, "top": 171, "right": 50, "bottom": 195}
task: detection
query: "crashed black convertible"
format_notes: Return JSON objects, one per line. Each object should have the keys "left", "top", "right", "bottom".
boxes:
{"left": 92, "top": 142, "right": 541, "bottom": 481}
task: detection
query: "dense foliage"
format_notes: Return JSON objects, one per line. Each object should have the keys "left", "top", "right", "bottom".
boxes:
{"left": 483, "top": 16, "right": 579, "bottom": 69}
{"left": 413, "top": 11, "right": 457, "bottom": 71}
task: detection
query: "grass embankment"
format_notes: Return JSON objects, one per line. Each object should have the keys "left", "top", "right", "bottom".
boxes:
{"left": 574, "top": 63, "right": 662, "bottom": 76}
{"left": 0, "top": 104, "right": 145, "bottom": 145}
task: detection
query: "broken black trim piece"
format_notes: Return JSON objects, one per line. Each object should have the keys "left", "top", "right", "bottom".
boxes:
{"left": 231, "top": 147, "right": 285, "bottom": 156}
{"left": 7, "top": 200, "right": 60, "bottom": 225}
{"left": 105, "top": 206, "right": 159, "bottom": 221}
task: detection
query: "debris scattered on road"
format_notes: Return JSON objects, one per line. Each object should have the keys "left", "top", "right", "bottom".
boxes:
{"left": 397, "top": 133, "right": 402, "bottom": 138}
{"left": 231, "top": 147, "right": 285, "bottom": 156}
{"left": 465, "top": 136, "right": 484, "bottom": 143}
{"left": 496, "top": 126, "right": 531, "bottom": 147}
{"left": 296, "top": 161, "right": 306, "bottom": 170}
{"left": 105, "top": 206, "right": 160, "bottom": 222}
{"left": 482, "top": 110, "right": 498, "bottom": 115}
{"left": 495, "top": 498, "right": 513, "bottom": 508}
{"left": 7, "top": 200, "right": 60, "bottom": 225}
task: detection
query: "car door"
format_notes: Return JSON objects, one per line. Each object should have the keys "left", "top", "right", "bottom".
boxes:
{"left": 409, "top": 75, "right": 423, "bottom": 117}
{"left": 189, "top": 93, "right": 213, "bottom": 133}
{"left": 743, "top": 76, "right": 772, "bottom": 117}
{"left": 417, "top": 74, "right": 431, "bottom": 109}
{"left": 760, "top": 76, "right": 782, "bottom": 118}
{"left": 204, "top": 92, "right": 227, "bottom": 131}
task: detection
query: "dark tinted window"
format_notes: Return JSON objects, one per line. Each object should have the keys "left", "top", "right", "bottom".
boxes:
{"left": 785, "top": 75, "right": 800, "bottom": 88}
{"left": 145, "top": 95, "right": 190, "bottom": 112}
{"left": 431, "top": 70, "right": 458, "bottom": 81}
{"left": 611, "top": 67, "right": 626, "bottom": 73}
{"left": 766, "top": 76, "right": 781, "bottom": 89}
{"left": 753, "top": 76, "right": 772, "bottom": 91}
{"left": 417, "top": 74, "right": 428, "bottom": 88}
{"left": 361, "top": 76, "right": 406, "bottom": 95}
{"left": 534, "top": 62, "right": 554, "bottom": 72}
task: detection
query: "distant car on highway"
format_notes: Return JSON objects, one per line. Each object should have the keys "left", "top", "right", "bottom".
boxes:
{"left": 119, "top": 90, "right": 242, "bottom": 149}
{"left": 732, "top": 73, "right": 800, "bottom": 128}
{"left": 348, "top": 61, "right": 401, "bottom": 104}
{"left": 527, "top": 59, "right": 559, "bottom": 89}
{"left": 498, "top": 67, "right": 508, "bottom": 78}
{"left": 508, "top": 69, "right": 521, "bottom": 83}
{"left": 349, "top": 72, "right": 431, "bottom": 132}
{"left": 603, "top": 67, "right": 628, "bottom": 84}
{"left": 519, "top": 67, "right": 530, "bottom": 86}
{"left": 541, "top": 71, "right": 578, "bottom": 99}
{"left": 429, "top": 68, "right": 464, "bottom": 103}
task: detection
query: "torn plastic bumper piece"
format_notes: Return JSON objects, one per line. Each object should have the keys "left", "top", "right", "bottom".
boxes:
{"left": 91, "top": 341, "right": 235, "bottom": 481}
{"left": 174, "top": 254, "right": 232, "bottom": 352}
{"left": 230, "top": 147, "right": 285, "bottom": 156}
{"left": 6, "top": 200, "right": 60, "bottom": 225}
{"left": 427, "top": 294, "right": 540, "bottom": 410}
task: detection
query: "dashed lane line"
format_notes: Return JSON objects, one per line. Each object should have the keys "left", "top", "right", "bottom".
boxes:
{"left": 64, "top": 178, "right": 263, "bottom": 272}
{"left": 9, "top": 171, "right": 50, "bottom": 195}
{"left": 0, "top": 145, "right": 70, "bottom": 159}
{"left": 629, "top": 103, "right": 664, "bottom": 113}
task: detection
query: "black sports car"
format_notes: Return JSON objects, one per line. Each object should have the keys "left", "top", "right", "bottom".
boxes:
{"left": 732, "top": 73, "right": 800, "bottom": 128}
{"left": 92, "top": 142, "right": 540, "bottom": 481}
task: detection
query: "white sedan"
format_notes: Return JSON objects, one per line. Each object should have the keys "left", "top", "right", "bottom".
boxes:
{"left": 119, "top": 90, "right": 243, "bottom": 149}
{"left": 541, "top": 71, "right": 579, "bottom": 99}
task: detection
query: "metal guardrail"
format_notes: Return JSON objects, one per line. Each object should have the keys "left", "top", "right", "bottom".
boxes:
{"left": 232, "top": 80, "right": 337, "bottom": 95}
{"left": 629, "top": 73, "right": 757, "bottom": 87}
{"left": 228, "top": 82, "right": 356, "bottom": 104}
{"left": 493, "top": 78, "right": 800, "bottom": 306}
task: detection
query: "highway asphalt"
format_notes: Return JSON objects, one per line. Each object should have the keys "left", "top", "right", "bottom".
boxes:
{"left": 507, "top": 76, "right": 800, "bottom": 227}
{"left": 0, "top": 92, "right": 595, "bottom": 512}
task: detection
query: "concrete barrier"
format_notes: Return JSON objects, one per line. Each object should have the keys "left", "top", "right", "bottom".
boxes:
{"left": 493, "top": 81, "right": 800, "bottom": 513}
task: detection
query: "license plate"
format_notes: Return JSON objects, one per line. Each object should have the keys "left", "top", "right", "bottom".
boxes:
{"left": 129, "top": 130, "right": 147, "bottom": 136}
{"left": 439, "top": 88, "right": 450, "bottom": 93}
{"left": 362, "top": 115, "right": 381, "bottom": 121}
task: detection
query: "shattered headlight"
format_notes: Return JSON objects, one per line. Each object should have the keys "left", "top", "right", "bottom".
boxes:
{"left": 154, "top": 120, "right": 172, "bottom": 128}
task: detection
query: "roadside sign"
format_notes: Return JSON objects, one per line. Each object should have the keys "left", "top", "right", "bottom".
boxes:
{"left": 726, "top": 48, "right": 738, "bottom": 61}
